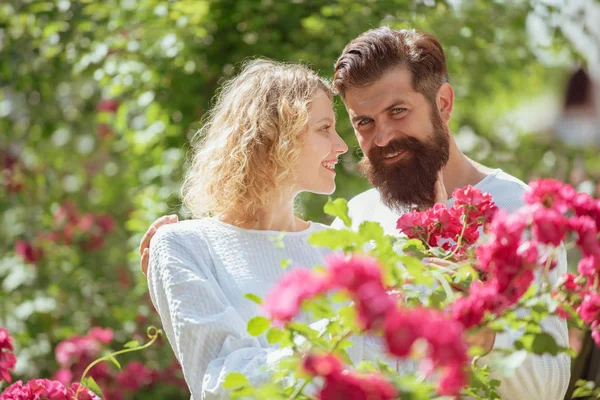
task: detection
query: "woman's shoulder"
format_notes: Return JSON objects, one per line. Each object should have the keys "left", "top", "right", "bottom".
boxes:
{"left": 154, "top": 217, "right": 210, "bottom": 236}
{"left": 150, "top": 218, "right": 215, "bottom": 252}
{"left": 151, "top": 218, "right": 331, "bottom": 248}
{"left": 148, "top": 219, "right": 223, "bottom": 278}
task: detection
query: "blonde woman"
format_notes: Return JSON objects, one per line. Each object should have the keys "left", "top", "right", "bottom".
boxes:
{"left": 144, "top": 60, "right": 350, "bottom": 399}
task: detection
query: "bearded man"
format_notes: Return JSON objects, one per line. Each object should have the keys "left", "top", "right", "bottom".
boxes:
{"left": 330, "top": 26, "right": 570, "bottom": 400}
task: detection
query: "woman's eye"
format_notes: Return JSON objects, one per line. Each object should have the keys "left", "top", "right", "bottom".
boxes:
{"left": 321, "top": 125, "right": 331, "bottom": 132}
{"left": 357, "top": 118, "right": 372, "bottom": 127}
{"left": 392, "top": 108, "right": 407, "bottom": 115}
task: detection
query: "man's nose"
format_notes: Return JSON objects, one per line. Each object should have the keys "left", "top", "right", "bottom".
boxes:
{"left": 374, "top": 124, "right": 395, "bottom": 148}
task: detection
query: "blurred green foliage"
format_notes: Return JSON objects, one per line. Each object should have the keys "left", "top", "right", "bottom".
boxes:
{"left": 0, "top": 0, "right": 596, "bottom": 398}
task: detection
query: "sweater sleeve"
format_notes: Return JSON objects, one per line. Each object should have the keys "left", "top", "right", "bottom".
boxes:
{"left": 480, "top": 244, "right": 571, "bottom": 400}
{"left": 147, "top": 225, "right": 291, "bottom": 400}
{"left": 479, "top": 182, "right": 571, "bottom": 399}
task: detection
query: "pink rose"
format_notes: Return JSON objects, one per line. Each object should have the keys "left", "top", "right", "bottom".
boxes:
{"left": 524, "top": 178, "right": 576, "bottom": 213}
{"left": 579, "top": 294, "right": 600, "bottom": 324}
{"left": 263, "top": 268, "right": 329, "bottom": 322}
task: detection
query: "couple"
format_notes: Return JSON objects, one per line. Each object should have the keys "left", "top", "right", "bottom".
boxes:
{"left": 139, "top": 27, "right": 570, "bottom": 399}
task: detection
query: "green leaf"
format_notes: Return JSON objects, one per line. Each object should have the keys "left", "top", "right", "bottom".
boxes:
{"left": 466, "top": 363, "right": 501, "bottom": 398}
{"left": 572, "top": 388, "right": 594, "bottom": 398}
{"left": 278, "top": 329, "right": 295, "bottom": 348}
{"left": 324, "top": 198, "right": 351, "bottom": 227}
{"left": 308, "top": 229, "right": 361, "bottom": 250}
{"left": 82, "top": 376, "right": 105, "bottom": 398}
{"left": 324, "top": 319, "right": 341, "bottom": 336}
{"left": 402, "top": 238, "right": 426, "bottom": 253}
{"left": 396, "top": 374, "right": 437, "bottom": 399}
{"left": 123, "top": 340, "right": 140, "bottom": 349}
{"left": 531, "top": 332, "right": 560, "bottom": 356}
{"left": 247, "top": 316, "right": 271, "bottom": 336}
{"left": 331, "top": 291, "right": 351, "bottom": 303}
{"left": 301, "top": 299, "right": 335, "bottom": 320}
{"left": 244, "top": 293, "right": 262, "bottom": 305}
{"left": 338, "top": 305, "right": 359, "bottom": 332}
{"left": 355, "top": 361, "right": 378, "bottom": 372}
{"left": 428, "top": 246, "right": 451, "bottom": 258}
{"left": 426, "top": 288, "right": 446, "bottom": 309}
{"left": 572, "top": 380, "right": 596, "bottom": 398}
{"left": 493, "top": 350, "right": 528, "bottom": 376}
{"left": 399, "top": 255, "right": 434, "bottom": 286}
{"left": 520, "top": 283, "right": 538, "bottom": 301}
{"left": 334, "top": 348, "right": 353, "bottom": 364}
{"left": 558, "top": 302, "right": 584, "bottom": 327}
{"left": 468, "top": 345, "right": 486, "bottom": 358}
{"left": 524, "top": 321, "right": 542, "bottom": 334}
{"left": 287, "top": 322, "right": 321, "bottom": 340}
{"left": 377, "top": 360, "right": 397, "bottom": 375}
{"left": 431, "top": 270, "right": 455, "bottom": 303}
{"left": 107, "top": 354, "right": 121, "bottom": 370}
{"left": 514, "top": 332, "right": 562, "bottom": 356}
{"left": 266, "top": 327, "right": 283, "bottom": 344}
{"left": 230, "top": 386, "right": 255, "bottom": 398}
{"left": 223, "top": 372, "right": 250, "bottom": 390}
{"left": 358, "top": 221, "right": 384, "bottom": 242}
{"left": 455, "top": 264, "right": 479, "bottom": 282}
{"left": 256, "top": 384, "right": 286, "bottom": 399}
{"left": 335, "top": 338, "right": 355, "bottom": 355}
{"left": 115, "top": 102, "right": 129, "bottom": 131}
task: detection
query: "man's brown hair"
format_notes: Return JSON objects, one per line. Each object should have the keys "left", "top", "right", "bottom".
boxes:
{"left": 333, "top": 27, "right": 449, "bottom": 103}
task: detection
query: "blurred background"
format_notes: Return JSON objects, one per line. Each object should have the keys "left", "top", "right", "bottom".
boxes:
{"left": 1, "top": 0, "right": 599, "bottom": 398}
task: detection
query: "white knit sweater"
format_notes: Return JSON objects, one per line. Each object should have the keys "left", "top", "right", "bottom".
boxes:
{"left": 332, "top": 168, "right": 571, "bottom": 400}
{"left": 147, "top": 218, "right": 365, "bottom": 399}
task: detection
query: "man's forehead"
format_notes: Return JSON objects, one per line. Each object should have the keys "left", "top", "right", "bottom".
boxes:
{"left": 344, "top": 66, "right": 417, "bottom": 115}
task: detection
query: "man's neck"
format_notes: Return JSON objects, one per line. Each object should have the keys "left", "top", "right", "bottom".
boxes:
{"left": 442, "top": 140, "right": 493, "bottom": 196}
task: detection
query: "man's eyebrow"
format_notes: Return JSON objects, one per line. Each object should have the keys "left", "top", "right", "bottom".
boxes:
{"left": 383, "top": 100, "right": 408, "bottom": 112}
{"left": 350, "top": 100, "right": 409, "bottom": 124}
{"left": 351, "top": 115, "right": 369, "bottom": 124}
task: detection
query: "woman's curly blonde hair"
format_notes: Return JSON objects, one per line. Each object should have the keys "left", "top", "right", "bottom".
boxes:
{"left": 181, "top": 59, "right": 332, "bottom": 224}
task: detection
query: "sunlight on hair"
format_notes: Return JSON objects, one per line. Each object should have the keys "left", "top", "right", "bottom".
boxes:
{"left": 181, "top": 59, "right": 332, "bottom": 225}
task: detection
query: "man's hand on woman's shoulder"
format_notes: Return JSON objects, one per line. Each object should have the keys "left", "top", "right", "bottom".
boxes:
{"left": 139, "top": 215, "right": 179, "bottom": 275}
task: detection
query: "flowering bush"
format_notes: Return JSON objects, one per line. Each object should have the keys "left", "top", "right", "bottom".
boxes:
{"left": 0, "top": 1, "right": 594, "bottom": 398}
{"left": 1, "top": 379, "right": 101, "bottom": 400}
{"left": 0, "top": 330, "right": 16, "bottom": 384}
{"left": 51, "top": 326, "right": 175, "bottom": 400}
{"left": 13, "top": 201, "right": 117, "bottom": 267}
{"left": 225, "top": 179, "right": 600, "bottom": 399}
{"left": 0, "top": 328, "right": 99, "bottom": 399}
{"left": 0, "top": 327, "right": 163, "bottom": 400}
{"left": 2, "top": 194, "right": 187, "bottom": 398}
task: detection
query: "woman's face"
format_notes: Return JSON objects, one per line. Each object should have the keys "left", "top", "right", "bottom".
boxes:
{"left": 295, "top": 90, "right": 348, "bottom": 195}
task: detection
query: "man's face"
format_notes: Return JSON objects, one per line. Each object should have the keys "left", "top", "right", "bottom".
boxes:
{"left": 344, "top": 65, "right": 450, "bottom": 210}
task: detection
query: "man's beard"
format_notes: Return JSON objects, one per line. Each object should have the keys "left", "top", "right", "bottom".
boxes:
{"left": 358, "top": 110, "right": 450, "bottom": 211}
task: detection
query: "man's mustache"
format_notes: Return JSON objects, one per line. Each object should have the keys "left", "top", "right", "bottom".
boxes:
{"left": 367, "top": 137, "right": 424, "bottom": 162}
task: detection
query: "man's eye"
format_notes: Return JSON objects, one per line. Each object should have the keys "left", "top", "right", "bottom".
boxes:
{"left": 358, "top": 118, "right": 372, "bottom": 127}
{"left": 392, "top": 108, "right": 407, "bottom": 115}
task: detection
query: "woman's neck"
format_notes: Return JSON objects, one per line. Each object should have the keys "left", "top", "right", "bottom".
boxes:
{"left": 220, "top": 196, "right": 309, "bottom": 232}
{"left": 244, "top": 213, "right": 309, "bottom": 232}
